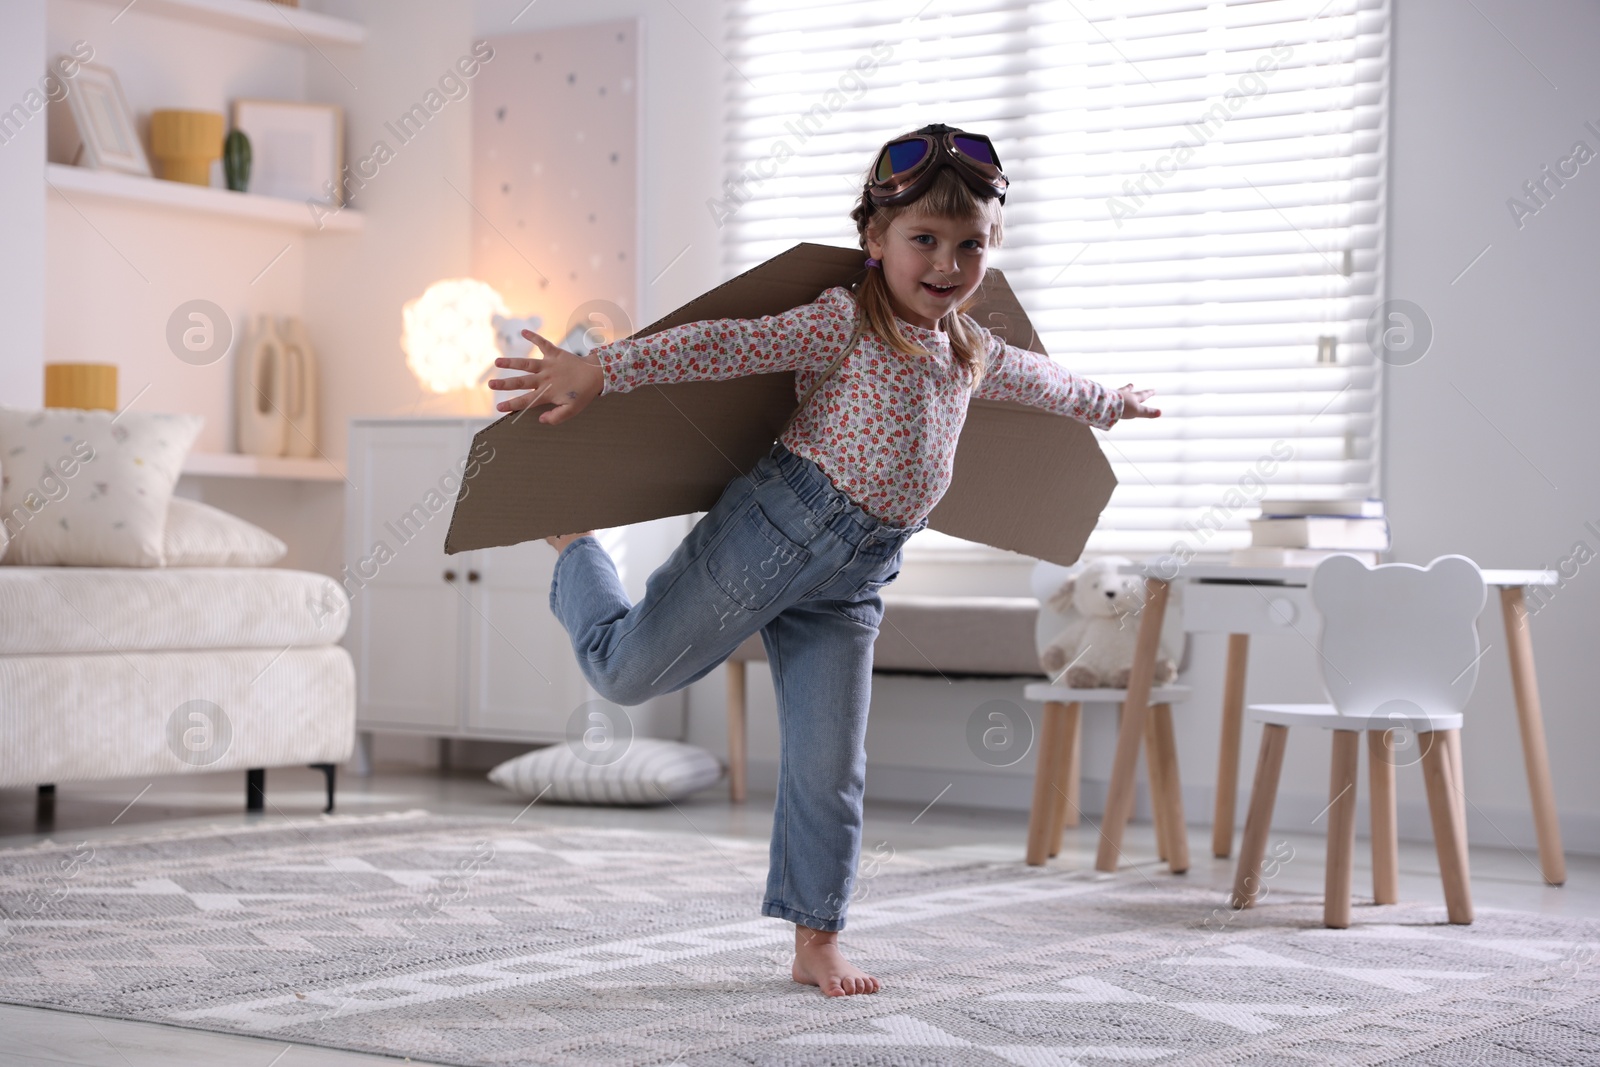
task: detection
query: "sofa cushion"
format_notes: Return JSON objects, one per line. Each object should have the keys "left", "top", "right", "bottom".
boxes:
{"left": 164, "top": 498, "right": 287, "bottom": 567}
{"left": 0, "top": 567, "right": 349, "bottom": 654}
{"left": 0, "top": 407, "right": 202, "bottom": 567}
{"left": 727, "top": 593, "right": 1045, "bottom": 676}
{"left": 488, "top": 738, "right": 724, "bottom": 806}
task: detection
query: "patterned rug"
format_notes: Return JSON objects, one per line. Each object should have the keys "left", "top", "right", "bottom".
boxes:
{"left": 2, "top": 811, "right": 1598, "bottom": 1066}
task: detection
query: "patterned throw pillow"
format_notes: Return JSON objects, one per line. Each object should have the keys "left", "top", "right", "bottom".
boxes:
{"left": 0, "top": 407, "right": 203, "bottom": 567}
{"left": 163, "top": 497, "right": 287, "bottom": 567}
{"left": 488, "top": 738, "right": 725, "bottom": 806}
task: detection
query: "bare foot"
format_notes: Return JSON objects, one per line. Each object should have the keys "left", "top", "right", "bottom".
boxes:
{"left": 544, "top": 531, "right": 593, "bottom": 552}
{"left": 791, "top": 924, "right": 880, "bottom": 997}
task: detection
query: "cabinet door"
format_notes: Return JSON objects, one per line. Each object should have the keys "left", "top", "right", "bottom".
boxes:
{"left": 347, "top": 422, "right": 472, "bottom": 730}
{"left": 462, "top": 539, "right": 593, "bottom": 739}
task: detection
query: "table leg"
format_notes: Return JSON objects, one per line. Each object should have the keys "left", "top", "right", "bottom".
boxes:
{"left": 1499, "top": 586, "right": 1566, "bottom": 886}
{"left": 1096, "top": 577, "right": 1170, "bottom": 873}
{"left": 1213, "top": 633, "right": 1250, "bottom": 859}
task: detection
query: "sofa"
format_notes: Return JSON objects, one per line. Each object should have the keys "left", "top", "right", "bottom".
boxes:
{"left": 0, "top": 565, "right": 356, "bottom": 812}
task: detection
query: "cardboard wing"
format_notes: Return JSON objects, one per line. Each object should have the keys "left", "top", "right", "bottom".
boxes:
{"left": 443, "top": 243, "right": 1116, "bottom": 567}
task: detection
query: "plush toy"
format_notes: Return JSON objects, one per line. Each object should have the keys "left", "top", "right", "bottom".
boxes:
{"left": 1031, "top": 556, "right": 1186, "bottom": 690}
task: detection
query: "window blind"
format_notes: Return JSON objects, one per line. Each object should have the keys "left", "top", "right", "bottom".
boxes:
{"left": 720, "top": 0, "right": 1389, "bottom": 559}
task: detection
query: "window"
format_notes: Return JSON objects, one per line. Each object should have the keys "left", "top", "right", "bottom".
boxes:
{"left": 720, "top": 0, "right": 1390, "bottom": 559}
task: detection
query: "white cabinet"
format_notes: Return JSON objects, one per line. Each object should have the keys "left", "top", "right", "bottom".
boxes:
{"left": 345, "top": 418, "right": 685, "bottom": 746}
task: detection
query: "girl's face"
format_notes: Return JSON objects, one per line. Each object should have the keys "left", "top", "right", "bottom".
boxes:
{"left": 865, "top": 208, "right": 993, "bottom": 331}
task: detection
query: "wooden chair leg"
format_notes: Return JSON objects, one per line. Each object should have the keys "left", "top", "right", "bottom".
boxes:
{"left": 1421, "top": 729, "right": 1474, "bottom": 924}
{"left": 1367, "top": 729, "right": 1399, "bottom": 905}
{"left": 1446, "top": 728, "right": 1468, "bottom": 851}
{"left": 1064, "top": 706, "right": 1081, "bottom": 829}
{"left": 726, "top": 661, "right": 748, "bottom": 803}
{"left": 1096, "top": 577, "right": 1170, "bottom": 872}
{"left": 1026, "top": 700, "right": 1070, "bottom": 865}
{"left": 1213, "top": 633, "right": 1249, "bottom": 859}
{"left": 1232, "top": 723, "right": 1288, "bottom": 909}
{"left": 1144, "top": 705, "right": 1170, "bottom": 864}
{"left": 1500, "top": 586, "right": 1566, "bottom": 886}
{"left": 1324, "top": 730, "right": 1361, "bottom": 929}
{"left": 1046, "top": 701, "right": 1081, "bottom": 857}
{"left": 1149, "top": 703, "right": 1189, "bottom": 874}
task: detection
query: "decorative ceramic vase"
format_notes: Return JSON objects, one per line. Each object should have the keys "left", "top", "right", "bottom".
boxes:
{"left": 149, "top": 109, "right": 224, "bottom": 186}
{"left": 43, "top": 363, "right": 117, "bottom": 411}
{"left": 223, "top": 129, "right": 251, "bottom": 192}
{"left": 235, "top": 315, "right": 288, "bottom": 457}
{"left": 277, "top": 316, "right": 320, "bottom": 458}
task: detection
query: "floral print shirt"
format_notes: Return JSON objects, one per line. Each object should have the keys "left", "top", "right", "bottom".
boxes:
{"left": 591, "top": 286, "right": 1123, "bottom": 527}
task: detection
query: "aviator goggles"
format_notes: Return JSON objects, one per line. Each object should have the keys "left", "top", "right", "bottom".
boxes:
{"left": 866, "top": 123, "right": 1009, "bottom": 207}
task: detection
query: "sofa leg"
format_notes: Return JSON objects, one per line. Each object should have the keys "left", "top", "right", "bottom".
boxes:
{"left": 37, "top": 783, "right": 55, "bottom": 822}
{"left": 310, "top": 763, "right": 336, "bottom": 814}
{"left": 246, "top": 768, "right": 265, "bottom": 813}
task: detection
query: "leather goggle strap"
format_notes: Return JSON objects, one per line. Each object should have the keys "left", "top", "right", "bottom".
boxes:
{"left": 778, "top": 316, "right": 866, "bottom": 441}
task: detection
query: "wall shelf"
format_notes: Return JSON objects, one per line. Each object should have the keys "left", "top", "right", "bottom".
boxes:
{"left": 183, "top": 451, "right": 346, "bottom": 481}
{"left": 70, "top": 0, "right": 366, "bottom": 47}
{"left": 45, "top": 163, "right": 362, "bottom": 232}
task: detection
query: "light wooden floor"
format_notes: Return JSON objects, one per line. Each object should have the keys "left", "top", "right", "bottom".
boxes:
{"left": 2, "top": 764, "right": 1595, "bottom": 1066}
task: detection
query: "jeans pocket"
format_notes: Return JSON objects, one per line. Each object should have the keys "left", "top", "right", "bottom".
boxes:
{"left": 705, "top": 500, "right": 812, "bottom": 612}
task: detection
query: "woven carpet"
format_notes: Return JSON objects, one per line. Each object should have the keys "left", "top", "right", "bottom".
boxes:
{"left": 2, "top": 811, "right": 1599, "bottom": 1066}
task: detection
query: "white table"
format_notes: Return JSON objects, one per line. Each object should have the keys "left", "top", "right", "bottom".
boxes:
{"left": 1095, "top": 561, "right": 1565, "bottom": 885}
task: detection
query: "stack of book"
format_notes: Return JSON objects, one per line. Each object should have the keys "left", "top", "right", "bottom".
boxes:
{"left": 1230, "top": 497, "right": 1388, "bottom": 567}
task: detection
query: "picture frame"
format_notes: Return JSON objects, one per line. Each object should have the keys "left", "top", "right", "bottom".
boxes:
{"left": 230, "top": 99, "right": 344, "bottom": 205}
{"left": 64, "top": 63, "right": 150, "bottom": 177}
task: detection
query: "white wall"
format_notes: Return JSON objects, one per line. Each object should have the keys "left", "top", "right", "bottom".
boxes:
{"left": 0, "top": 0, "right": 46, "bottom": 408}
{"left": 1377, "top": 0, "right": 1600, "bottom": 851}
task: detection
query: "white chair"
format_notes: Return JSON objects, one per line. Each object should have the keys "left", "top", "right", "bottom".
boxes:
{"left": 1231, "top": 554, "right": 1486, "bottom": 928}
{"left": 1021, "top": 682, "right": 1194, "bottom": 870}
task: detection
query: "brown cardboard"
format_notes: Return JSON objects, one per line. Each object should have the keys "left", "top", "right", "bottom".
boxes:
{"left": 443, "top": 243, "right": 1116, "bottom": 567}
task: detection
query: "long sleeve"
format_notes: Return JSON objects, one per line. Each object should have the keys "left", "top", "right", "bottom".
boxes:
{"left": 589, "top": 288, "right": 857, "bottom": 396}
{"left": 972, "top": 332, "right": 1124, "bottom": 430}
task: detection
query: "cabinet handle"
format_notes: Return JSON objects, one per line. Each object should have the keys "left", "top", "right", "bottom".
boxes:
{"left": 443, "top": 569, "right": 457, "bottom": 582}
{"left": 467, "top": 570, "right": 481, "bottom": 583}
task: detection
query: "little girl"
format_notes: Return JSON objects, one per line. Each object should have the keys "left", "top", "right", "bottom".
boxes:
{"left": 489, "top": 124, "right": 1160, "bottom": 998}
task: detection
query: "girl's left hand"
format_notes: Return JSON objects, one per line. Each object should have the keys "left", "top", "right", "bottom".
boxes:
{"left": 1117, "top": 383, "right": 1161, "bottom": 419}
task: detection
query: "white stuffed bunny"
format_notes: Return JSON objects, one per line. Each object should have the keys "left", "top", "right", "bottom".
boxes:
{"left": 1032, "top": 556, "right": 1185, "bottom": 689}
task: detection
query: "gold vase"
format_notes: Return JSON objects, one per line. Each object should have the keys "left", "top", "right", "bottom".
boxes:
{"left": 44, "top": 363, "right": 118, "bottom": 411}
{"left": 149, "top": 110, "right": 225, "bottom": 186}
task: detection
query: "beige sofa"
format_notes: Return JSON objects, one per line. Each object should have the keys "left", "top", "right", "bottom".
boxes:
{"left": 0, "top": 566, "right": 356, "bottom": 813}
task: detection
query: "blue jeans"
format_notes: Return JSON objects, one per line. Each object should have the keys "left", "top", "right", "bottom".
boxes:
{"left": 548, "top": 441, "right": 926, "bottom": 931}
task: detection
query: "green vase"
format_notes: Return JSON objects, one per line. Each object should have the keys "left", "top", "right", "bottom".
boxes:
{"left": 223, "top": 129, "right": 252, "bottom": 193}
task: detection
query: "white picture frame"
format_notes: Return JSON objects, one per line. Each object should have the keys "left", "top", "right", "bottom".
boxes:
{"left": 230, "top": 99, "right": 344, "bottom": 205}
{"left": 65, "top": 63, "right": 150, "bottom": 177}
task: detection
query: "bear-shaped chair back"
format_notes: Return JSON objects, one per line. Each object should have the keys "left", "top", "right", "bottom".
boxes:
{"left": 1308, "top": 554, "right": 1487, "bottom": 720}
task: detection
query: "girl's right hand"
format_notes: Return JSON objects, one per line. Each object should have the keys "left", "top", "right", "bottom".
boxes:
{"left": 488, "top": 330, "right": 605, "bottom": 424}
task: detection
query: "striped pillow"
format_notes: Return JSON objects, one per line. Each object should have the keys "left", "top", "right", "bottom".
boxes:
{"left": 488, "top": 738, "right": 724, "bottom": 806}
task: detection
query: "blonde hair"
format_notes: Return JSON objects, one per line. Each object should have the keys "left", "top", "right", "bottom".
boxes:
{"left": 849, "top": 160, "right": 1005, "bottom": 386}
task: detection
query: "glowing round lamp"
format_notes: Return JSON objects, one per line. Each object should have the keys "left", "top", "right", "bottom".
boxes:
{"left": 400, "top": 278, "right": 509, "bottom": 400}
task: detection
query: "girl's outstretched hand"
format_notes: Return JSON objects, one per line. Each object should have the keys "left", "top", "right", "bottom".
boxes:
{"left": 1117, "top": 383, "right": 1161, "bottom": 420}
{"left": 488, "top": 330, "right": 605, "bottom": 424}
